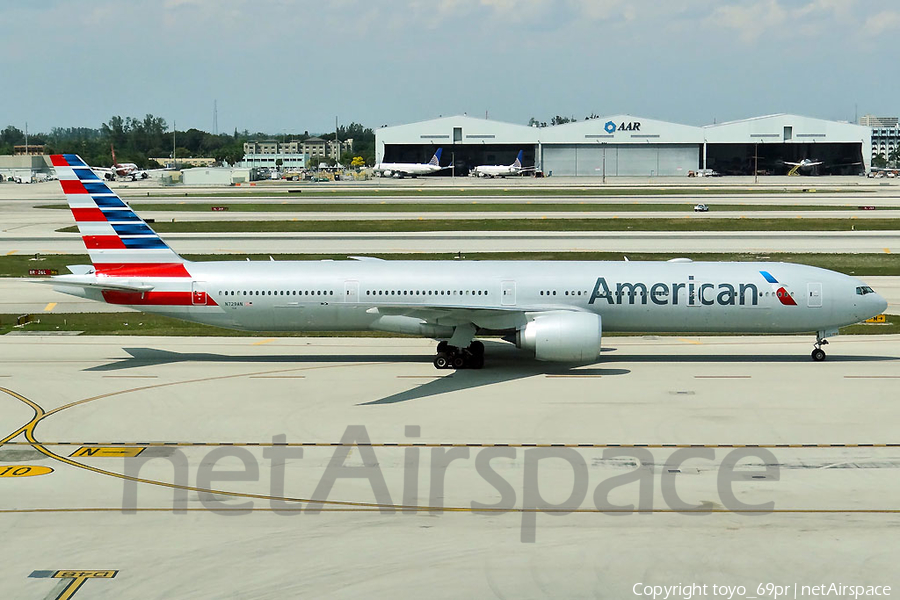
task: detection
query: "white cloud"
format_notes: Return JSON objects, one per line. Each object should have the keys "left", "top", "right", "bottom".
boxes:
{"left": 864, "top": 10, "right": 900, "bottom": 36}
{"left": 704, "top": 0, "right": 875, "bottom": 43}
{"left": 706, "top": 0, "right": 788, "bottom": 43}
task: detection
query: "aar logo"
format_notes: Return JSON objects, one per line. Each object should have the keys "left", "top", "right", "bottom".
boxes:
{"left": 604, "top": 120, "right": 642, "bottom": 134}
{"left": 759, "top": 271, "right": 797, "bottom": 306}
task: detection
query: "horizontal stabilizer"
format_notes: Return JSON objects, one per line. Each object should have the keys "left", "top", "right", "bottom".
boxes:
{"left": 42, "top": 274, "right": 156, "bottom": 292}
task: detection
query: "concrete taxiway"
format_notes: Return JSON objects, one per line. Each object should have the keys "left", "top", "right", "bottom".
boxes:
{"left": 1, "top": 334, "right": 899, "bottom": 598}
{"left": 4, "top": 230, "right": 899, "bottom": 255}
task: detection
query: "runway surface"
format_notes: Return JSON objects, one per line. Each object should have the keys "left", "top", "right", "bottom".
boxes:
{"left": 1, "top": 334, "right": 899, "bottom": 598}
{"left": 4, "top": 230, "right": 899, "bottom": 255}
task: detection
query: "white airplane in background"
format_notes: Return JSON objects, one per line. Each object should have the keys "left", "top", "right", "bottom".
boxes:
{"left": 373, "top": 148, "right": 446, "bottom": 178}
{"left": 785, "top": 158, "right": 823, "bottom": 176}
{"left": 784, "top": 158, "right": 824, "bottom": 169}
{"left": 785, "top": 158, "right": 864, "bottom": 176}
{"left": 47, "top": 153, "right": 887, "bottom": 369}
{"left": 90, "top": 145, "right": 150, "bottom": 181}
{"left": 471, "top": 150, "right": 533, "bottom": 178}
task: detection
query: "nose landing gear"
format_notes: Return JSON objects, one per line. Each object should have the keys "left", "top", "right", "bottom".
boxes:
{"left": 811, "top": 335, "right": 829, "bottom": 361}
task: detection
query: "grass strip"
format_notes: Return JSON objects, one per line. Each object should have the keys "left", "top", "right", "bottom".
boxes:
{"left": 39, "top": 202, "right": 878, "bottom": 213}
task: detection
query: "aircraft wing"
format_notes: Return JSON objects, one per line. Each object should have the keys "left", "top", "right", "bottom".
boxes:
{"left": 367, "top": 303, "right": 580, "bottom": 330}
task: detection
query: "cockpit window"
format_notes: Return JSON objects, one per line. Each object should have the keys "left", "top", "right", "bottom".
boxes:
{"left": 856, "top": 286, "right": 875, "bottom": 295}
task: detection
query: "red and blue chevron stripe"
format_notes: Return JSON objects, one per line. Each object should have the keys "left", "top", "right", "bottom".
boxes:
{"left": 52, "top": 154, "right": 191, "bottom": 279}
{"left": 759, "top": 270, "right": 797, "bottom": 306}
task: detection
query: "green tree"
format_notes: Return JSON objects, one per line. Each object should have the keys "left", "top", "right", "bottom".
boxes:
{"left": 872, "top": 153, "right": 888, "bottom": 168}
{"left": 889, "top": 147, "right": 900, "bottom": 167}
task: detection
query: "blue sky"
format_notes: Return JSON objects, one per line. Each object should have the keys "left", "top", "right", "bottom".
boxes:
{"left": 1, "top": 0, "right": 897, "bottom": 134}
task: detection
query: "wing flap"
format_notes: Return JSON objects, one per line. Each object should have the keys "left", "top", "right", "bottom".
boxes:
{"left": 366, "top": 303, "right": 575, "bottom": 330}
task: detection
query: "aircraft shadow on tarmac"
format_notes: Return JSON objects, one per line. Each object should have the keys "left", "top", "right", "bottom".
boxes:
{"left": 85, "top": 347, "right": 424, "bottom": 371}
{"left": 82, "top": 344, "right": 896, "bottom": 405}
{"left": 83, "top": 344, "right": 631, "bottom": 406}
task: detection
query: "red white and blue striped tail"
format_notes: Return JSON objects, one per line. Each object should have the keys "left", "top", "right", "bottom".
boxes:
{"left": 51, "top": 154, "right": 190, "bottom": 278}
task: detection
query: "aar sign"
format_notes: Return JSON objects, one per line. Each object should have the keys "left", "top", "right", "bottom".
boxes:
{"left": 604, "top": 120, "right": 641, "bottom": 134}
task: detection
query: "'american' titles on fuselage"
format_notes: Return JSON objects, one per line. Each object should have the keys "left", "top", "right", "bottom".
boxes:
{"left": 589, "top": 276, "right": 760, "bottom": 306}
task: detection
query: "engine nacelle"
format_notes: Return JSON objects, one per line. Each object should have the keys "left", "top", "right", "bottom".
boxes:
{"left": 516, "top": 311, "right": 602, "bottom": 362}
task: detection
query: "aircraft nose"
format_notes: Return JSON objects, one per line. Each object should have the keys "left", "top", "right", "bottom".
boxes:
{"left": 874, "top": 293, "right": 888, "bottom": 315}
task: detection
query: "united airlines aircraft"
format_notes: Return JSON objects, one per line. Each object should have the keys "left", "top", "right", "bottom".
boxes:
{"left": 48, "top": 154, "right": 887, "bottom": 369}
{"left": 373, "top": 148, "right": 446, "bottom": 178}
{"left": 471, "top": 150, "right": 534, "bottom": 178}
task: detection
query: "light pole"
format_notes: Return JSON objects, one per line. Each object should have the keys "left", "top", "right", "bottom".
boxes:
{"left": 754, "top": 142, "right": 759, "bottom": 184}
{"left": 602, "top": 143, "right": 607, "bottom": 184}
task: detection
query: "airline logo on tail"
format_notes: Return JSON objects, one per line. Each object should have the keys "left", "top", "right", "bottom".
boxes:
{"left": 512, "top": 150, "right": 523, "bottom": 169}
{"left": 759, "top": 271, "right": 797, "bottom": 306}
{"left": 50, "top": 154, "right": 189, "bottom": 278}
{"left": 427, "top": 148, "right": 443, "bottom": 167}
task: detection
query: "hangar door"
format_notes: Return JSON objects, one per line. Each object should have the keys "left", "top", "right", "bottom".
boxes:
{"left": 542, "top": 144, "right": 699, "bottom": 177}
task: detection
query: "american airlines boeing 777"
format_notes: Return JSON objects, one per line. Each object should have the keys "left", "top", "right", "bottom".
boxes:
{"left": 48, "top": 154, "right": 887, "bottom": 369}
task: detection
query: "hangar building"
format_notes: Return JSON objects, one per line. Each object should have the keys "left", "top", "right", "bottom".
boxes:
{"left": 375, "top": 114, "right": 871, "bottom": 177}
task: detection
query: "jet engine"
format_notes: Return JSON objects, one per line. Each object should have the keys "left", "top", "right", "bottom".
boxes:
{"left": 515, "top": 311, "right": 602, "bottom": 362}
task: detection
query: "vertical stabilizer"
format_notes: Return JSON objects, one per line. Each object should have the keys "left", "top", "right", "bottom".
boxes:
{"left": 51, "top": 154, "right": 189, "bottom": 277}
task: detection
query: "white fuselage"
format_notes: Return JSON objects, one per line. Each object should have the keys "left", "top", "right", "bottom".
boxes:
{"left": 472, "top": 165, "right": 520, "bottom": 178}
{"left": 373, "top": 162, "right": 443, "bottom": 177}
{"left": 57, "top": 260, "right": 886, "bottom": 337}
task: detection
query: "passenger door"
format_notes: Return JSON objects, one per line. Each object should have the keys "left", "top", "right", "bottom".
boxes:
{"left": 807, "top": 282, "right": 822, "bottom": 308}
{"left": 344, "top": 280, "right": 359, "bottom": 303}
{"left": 501, "top": 280, "right": 516, "bottom": 306}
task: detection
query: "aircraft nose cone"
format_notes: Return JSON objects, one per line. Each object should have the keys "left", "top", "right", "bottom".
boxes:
{"left": 875, "top": 294, "right": 888, "bottom": 315}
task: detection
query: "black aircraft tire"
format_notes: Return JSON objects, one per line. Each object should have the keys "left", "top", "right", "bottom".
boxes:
{"left": 811, "top": 348, "right": 826, "bottom": 362}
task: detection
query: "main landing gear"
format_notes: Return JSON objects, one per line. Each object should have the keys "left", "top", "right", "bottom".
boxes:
{"left": 434, "top": 340, "right": 485, "bottom": 370}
